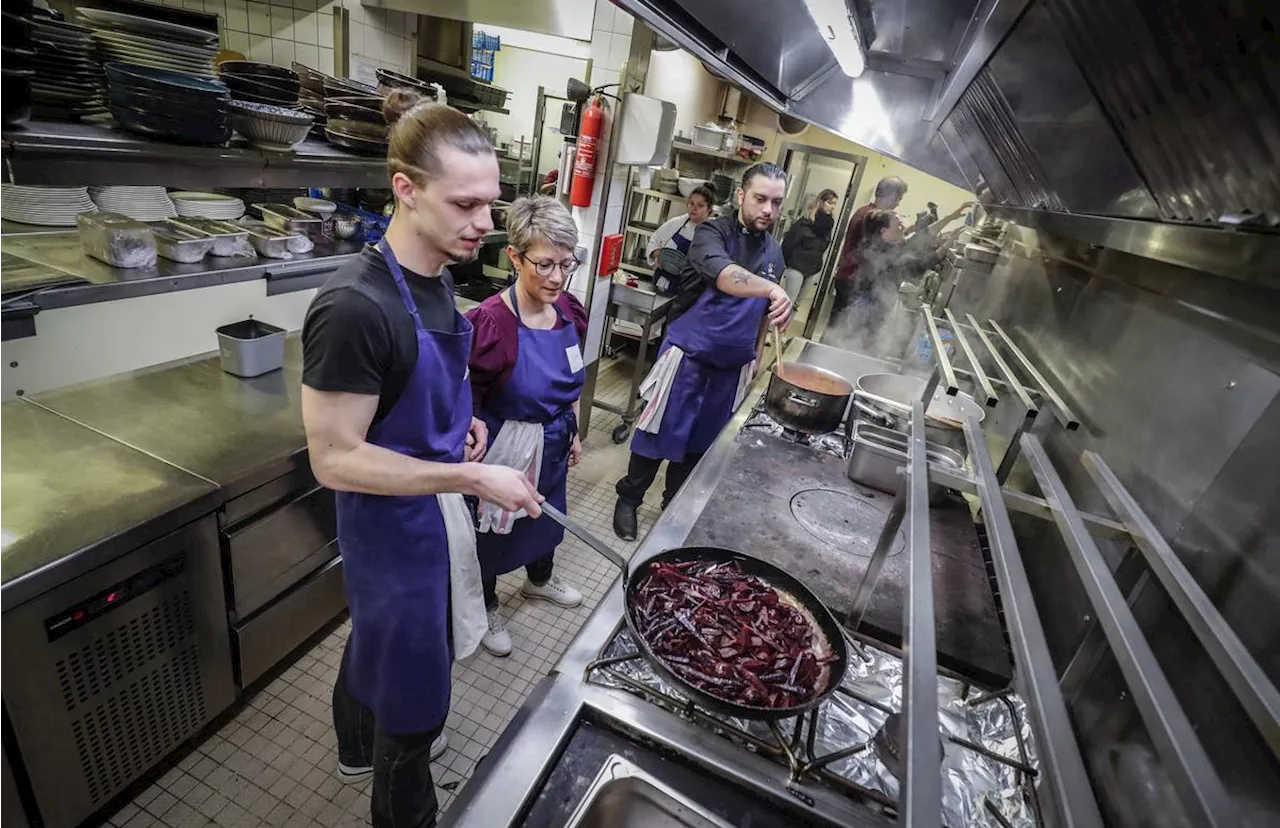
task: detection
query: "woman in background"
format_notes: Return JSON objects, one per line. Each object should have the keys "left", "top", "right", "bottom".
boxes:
{"left": 780, "top": 188, "right": 838, "bottom": 309}
{"left": 466, "top": 195, "right": 588, "bottom": 657}
{"left": 646, "top": 184, "right": 717, "bottom": 325}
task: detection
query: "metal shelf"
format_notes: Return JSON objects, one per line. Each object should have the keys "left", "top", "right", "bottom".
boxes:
{"left": 625, "top": 223, "right": 657, "bottom": 237}
{"left": 3, "top": 121, "right": 389, "bottom": 188}
{"left": 618, "top": 260, "right": 655, "bottom": 277}
{"left": 632, "top": 187, "right": 684, "bottom": 203}
{"left": 670, "top": 141, "right": 752, "bottom": 164}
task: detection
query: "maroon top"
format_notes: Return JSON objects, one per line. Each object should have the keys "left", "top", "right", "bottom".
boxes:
{"left": 465, "top": 290, "right": 589, "bottom": 411}
{"left": 833, "top": 202, "right": 875, "bottom": 285}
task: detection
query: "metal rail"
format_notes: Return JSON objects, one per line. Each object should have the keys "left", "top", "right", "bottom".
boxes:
{"left": 968, "top": 314, "right": 1038, "bottom": 415}
{"left": 1080, "top": 451, "right": 1280, "bottom": 759}
{"left": 961, "top": 411, "right": 1104, "bottom": 828}
{"left": 943, "top": 309, "right": 998, "bottom": 407}
{"left": 1021, "top": 435, "right": 1237, "bottom": 827}
{"left": 989, "top": 320, "right": 1081, "bottom": 430}
{"left": 921, "top": 305, "right": 959, "bottom": 396}
{"left": 902, "top": 400, "right": 942, "bottom": 827}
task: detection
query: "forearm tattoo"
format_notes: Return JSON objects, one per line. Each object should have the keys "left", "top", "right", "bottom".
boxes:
{"left": 730, "top": 265, "right": 752, "bottom": 285}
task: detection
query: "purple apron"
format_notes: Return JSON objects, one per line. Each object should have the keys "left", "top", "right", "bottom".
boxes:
{"left": 336, "top": 238, "right": 473, "bottom": 735}
{"left": 631, "top": 228, "right": 782, "bottom": 463}
{"left": 476, "top": 286, "right": 585, "bottom": 576}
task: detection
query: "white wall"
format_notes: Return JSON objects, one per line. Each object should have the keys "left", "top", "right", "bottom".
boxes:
{"left": 643, "top": 48, "right": 723, "bottom": 141}
{"left": 2, "top": 281, "right": 317, "bottom": 400}
{"left": 486, "top": 45, "right": 588, "bottom": 179}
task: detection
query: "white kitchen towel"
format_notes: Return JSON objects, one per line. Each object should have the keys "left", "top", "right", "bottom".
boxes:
{"left": 475, "top": 420, "right": 544, "bottom": 534}
{"left": 438, "top": 492, "right": 486, "bottom": 661}
{"left": 734, "top": 359, "right": 757, "bottom": 409}
{"left": 635, "top": 345, "right": 685, "bottom": 434}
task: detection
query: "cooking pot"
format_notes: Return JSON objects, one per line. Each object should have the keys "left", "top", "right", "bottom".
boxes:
{"left": 764, "top": 363, "right": 853, "bottom": 434}
{"left": 854, "top": 372, "right": 985, "bottom": 453}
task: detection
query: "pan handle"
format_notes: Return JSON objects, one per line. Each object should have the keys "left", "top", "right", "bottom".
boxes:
{"left": 540, "top": 503, "right": 629, "bottom": 577}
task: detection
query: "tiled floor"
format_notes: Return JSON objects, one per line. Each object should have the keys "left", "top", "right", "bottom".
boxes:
{"left": 103, "top": 355, "right": 667, "bottom": 828}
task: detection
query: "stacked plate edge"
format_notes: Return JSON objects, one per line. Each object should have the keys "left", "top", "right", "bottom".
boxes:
{"left": 2, "top": 185, "right": 98, "bottom": 226}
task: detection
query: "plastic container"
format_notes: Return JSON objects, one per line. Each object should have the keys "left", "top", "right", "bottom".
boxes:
{"left": 216, "top": 318, "right": 286, "bottom": 377}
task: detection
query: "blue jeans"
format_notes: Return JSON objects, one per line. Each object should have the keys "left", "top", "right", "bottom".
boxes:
{"left": 333, "top": 641, "right": 444, "bottom": 828}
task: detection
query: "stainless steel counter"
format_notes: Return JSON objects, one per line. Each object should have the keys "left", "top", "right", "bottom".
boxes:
{"left": 1, "top": 228, "right": 363, "bottom": 312}
{"left": 442, "top": 337, "right": 905, "bottom": 828}
{"left": 0, "top": 400, "right": 220, "bottom": 606}
{"left": 28, "top": 338, "right": 310, "bottom": 498}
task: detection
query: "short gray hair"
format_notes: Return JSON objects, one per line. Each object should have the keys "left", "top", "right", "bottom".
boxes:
{"left": 505, "top": 195, "right": 578, "bottom": 254}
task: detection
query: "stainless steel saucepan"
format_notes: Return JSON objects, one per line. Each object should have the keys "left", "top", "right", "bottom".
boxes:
{"left": 854, "top": 372, "right": 985, "bottom": 453}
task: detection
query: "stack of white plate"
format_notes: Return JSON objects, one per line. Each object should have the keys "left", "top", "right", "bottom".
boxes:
{"left": 170, "top": 192, "right": 245, "bottom": 220}
{"left": 89, "top": 186, "right": 177, "bottom": 221}
{"left": 2, "top": 186, "right": 98, "bottom": 227}
{"left": 78, "top": 7, "right": 220, "bottom": 78}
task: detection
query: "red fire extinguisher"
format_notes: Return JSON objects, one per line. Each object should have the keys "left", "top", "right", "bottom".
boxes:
{"left": 570, "top": 96, "right": 604, "bottom": 208}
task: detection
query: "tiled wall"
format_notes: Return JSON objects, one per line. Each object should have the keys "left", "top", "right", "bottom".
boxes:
{"left": 340, "top": 0, "right": 417, "bottom": 84}
{"left": 570, "top": 0, "right": 636, "bottom": 291}
{"left": 148, "top": 0, "right": 415, "bottom": 77}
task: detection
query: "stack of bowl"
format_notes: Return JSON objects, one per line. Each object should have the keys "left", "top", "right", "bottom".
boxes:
{"left": 229, "top": 100, "right": 313, "bottom": 151}
{"left": 323, "top": 97, "right": 388, "bottom": 155}
{"left": 104, "top": 62, "right": 230, "bottom": 145}
{"left": 293, "top": 62, "right": 328, "bottom": 137}
{"left": 217, "top": 60, "right": 300, "bottom": 107}
{"left": 2, "top": 2, "right": 34, "bottom": 126}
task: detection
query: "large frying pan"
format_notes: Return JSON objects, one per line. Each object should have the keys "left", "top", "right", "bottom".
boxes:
{"left": 542, "top": 504, "right": 849, "bottom": 722}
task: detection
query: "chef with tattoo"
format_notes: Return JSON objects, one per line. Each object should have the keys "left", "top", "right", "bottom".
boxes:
{"left": 613, "top": 163, "right": 792, "bottom": 540}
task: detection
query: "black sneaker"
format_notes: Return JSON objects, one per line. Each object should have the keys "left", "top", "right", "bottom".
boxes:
{"left": 613, "top": 499, "right": 638, "bottom": 541}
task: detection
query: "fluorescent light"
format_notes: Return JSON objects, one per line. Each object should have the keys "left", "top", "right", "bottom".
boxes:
{"left": 803, "top": 0, "right": 866, "bottom": 78}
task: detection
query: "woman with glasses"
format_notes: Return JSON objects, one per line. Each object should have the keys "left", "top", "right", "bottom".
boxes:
{"left": 465, "top": 195, "right": 588, "bottom": 656}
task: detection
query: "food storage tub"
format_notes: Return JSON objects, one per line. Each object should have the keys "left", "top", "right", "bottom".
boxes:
{"left": 846, "top": 421, "right": 966, "bottom": 504}
{"left": 153, "top": 225, "right": 215, "bottom": 263}
{"left": 216, "top": 318, "right": 286, "bottom": 377}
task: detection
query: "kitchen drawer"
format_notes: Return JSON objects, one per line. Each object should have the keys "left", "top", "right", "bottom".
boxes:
{"left": 220, "top": 465, "right": 319, "bottom": 530}
{"left": 225, "top": 485, "right": 336, "bottom": 619}
{"left": 234, "top": 552, "right": 345, "bottom": 687}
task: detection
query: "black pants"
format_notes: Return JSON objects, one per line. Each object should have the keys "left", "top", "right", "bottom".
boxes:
{"left": 482, "top": 554, "right": 554, "bottom": 610}
{"left": 830, "top": 280, "right": 854, "bottom": 320}
{"left": 615, "top": 451, "right": 704, "bottom": 509}
{"left": 333, "top": 641, "right": 444, "bottom": 828}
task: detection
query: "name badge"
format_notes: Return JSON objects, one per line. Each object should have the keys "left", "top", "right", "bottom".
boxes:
{"left": 566, "top": 344, "right": 584, "bottom": 373}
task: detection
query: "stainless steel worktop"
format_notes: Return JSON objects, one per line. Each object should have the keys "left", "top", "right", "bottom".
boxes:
{"left": 442, "top": 337, "right": 914, "bottom": 828}
{"left": 28, "top": 338, "right": 310, "bottom": 497}
{"left": 0, "top": 400, "right": 220, "bottom": 601}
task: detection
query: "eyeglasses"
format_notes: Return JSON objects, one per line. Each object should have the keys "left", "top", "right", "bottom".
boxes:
{"left": 518, "top": 252, "right": 581, "bottom": 278}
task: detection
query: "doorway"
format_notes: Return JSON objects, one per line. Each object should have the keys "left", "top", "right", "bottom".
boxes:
{"left": 774, "top": 142, "right": 866, "bottom": 341}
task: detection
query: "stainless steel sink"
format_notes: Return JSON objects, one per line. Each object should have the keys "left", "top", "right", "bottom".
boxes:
{"left": 564, "top": 755, "right": 735, "bottom": 828}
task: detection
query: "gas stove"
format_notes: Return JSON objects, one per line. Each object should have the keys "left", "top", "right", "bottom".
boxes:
{"left": 739, "top": 396, "right": 851, "bottom": 458}
{"left": 587, "top": 625, "right": 1041, "bottom": 828}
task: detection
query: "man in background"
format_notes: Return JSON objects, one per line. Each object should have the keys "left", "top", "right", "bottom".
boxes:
{"left": 829, "top": 176, "right": 907, "bottom": 321}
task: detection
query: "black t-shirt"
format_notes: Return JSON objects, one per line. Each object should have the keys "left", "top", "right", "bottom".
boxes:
{"left": 302, "top": 245, "right": 458, "bottom": 424}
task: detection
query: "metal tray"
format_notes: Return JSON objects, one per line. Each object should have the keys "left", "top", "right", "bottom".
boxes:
{"left": 165, "top": 217, "right": 250, "bottom": 257}
{"left": 846, "top": 421, "right": 966, "bottom": 504}
{"left": 243, "top": 224, "right": 300, "bottom": 259}
{"left": 254, "top": 203, "right": 322, "bottom": 236}
{"left": 153, "top": 225, "right": 214, "bottom": 263}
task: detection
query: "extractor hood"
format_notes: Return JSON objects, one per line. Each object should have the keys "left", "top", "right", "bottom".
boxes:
{"left": 618, "top": 0, "right": 1280, "bottom": 283}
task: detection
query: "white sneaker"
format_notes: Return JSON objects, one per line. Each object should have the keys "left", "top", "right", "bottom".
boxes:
{"left": 336, "top": 761, "right": 372, "bottom": 785}
{"left": 482, "top": 607, "right": 513, "bottom": 656}
{"left": 521, "top": 574, "right": 583, "bottom": 608}
{"left": 336, "top": 733, "right": 449, "bottom": 783}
